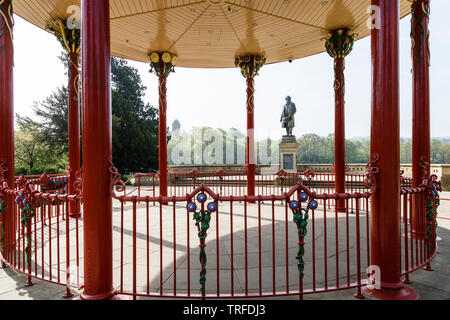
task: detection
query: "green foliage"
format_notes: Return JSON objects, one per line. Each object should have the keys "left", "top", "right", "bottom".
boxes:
{"left": 15, "top": 120, "right": 67, "bottom": 175}
{"left": 111, "top": 57, "right": 159, "bottom": 174}
{"left": 14, "top": 56, "right": 159, "bottom": 175}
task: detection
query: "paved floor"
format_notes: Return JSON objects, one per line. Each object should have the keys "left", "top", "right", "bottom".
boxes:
{"left": 0, "top": 191, "right": 449, "bottom": 300}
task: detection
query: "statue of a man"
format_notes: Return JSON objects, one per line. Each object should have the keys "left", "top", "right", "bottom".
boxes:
{"left": 280, "top": 96, "right": 297, "bottom": 136}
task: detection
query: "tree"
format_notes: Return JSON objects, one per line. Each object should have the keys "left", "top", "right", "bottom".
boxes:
{"left": 16, "top": 87, "right": 69, "bottom": 157}
{"left": 15, "top": 56, "right": 159, "bottom": 175}
{"left": 15, "top": 121, "right": 66, "bottom": 175}
{"left": 110, "top": 58, "right": 159, "bottom": 173}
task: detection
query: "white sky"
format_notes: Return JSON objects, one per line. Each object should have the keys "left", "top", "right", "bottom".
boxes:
{"left": 13, "top": 0, "right": 450, "bottom": 141}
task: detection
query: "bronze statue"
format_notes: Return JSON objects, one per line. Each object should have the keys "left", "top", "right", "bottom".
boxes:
{"left": 280, "top": 96, "right": 296, "bottom": 136}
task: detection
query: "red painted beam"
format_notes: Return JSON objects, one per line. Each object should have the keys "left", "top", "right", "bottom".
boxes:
{"left": 363, "top": 0, "right": 418, "bottom": 300}
{"left": 80, "top": 0, "right": 115, "bottom": 300}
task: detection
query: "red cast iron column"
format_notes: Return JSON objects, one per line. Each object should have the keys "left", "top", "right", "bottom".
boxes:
{"left": 159, "top": 76, "right": 168, "bottom": 197}
{"left": 362, "top": 0, "right": 418, "bottom": 300}
{"left": 325, "top": 29, "right": 355, "bottom": 212}
{"left": 148, "top": 52, "right": 177, "bottom": 199}
{"left": 411, "top": 0, "right": 431, "bottom": 238}
{"left": 246, "top": 77, "right": 256, "bottom": 198}
{"left": 47, "top": 20, "right": 81, "bottom": 218}
{"left": 80, "top": 0, "right": 115, "bottom": 300}
{"left": 68, "top": 52, "right": 81, "bottom": 218}
{"left": 0, "top": 0, "right": 14, "bottom": 265}
{"left": 235, "top": 55, "right": 265, "bottom": 198}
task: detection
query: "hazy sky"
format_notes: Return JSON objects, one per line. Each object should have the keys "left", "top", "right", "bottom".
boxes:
{"left": 13, "top": 0, "right": 450, "bottom": 141}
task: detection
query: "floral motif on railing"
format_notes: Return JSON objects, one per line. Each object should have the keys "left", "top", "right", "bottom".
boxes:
{"left": 289, "top": 192, "right": 318, "bottom": 278}
{"left": 14, "top": 178, "right": 37, "bottom": 269}
{"left": 186, "top": 192, "right": 218, "bottom": 293}
{"left": 423, "top": 174, "right": 441, "bottom": 255}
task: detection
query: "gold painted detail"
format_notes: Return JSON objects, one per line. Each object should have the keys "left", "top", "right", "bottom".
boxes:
{"left": 148, "top": 51, "right": 177, "bottom": 78}
{"left": 410, "top": 0, "right": 430, "bottom": 66}
{"left": 0, "top": 0, "right": 14, "bottom": 50}
{"left": 235, "top": 54, "right": 266, "bottom": 79}
{"left": 47, "top": 19, "right": 81, "bottom": 54}
{"left": 324, "top": 29, "right": 356, "bottom": 59}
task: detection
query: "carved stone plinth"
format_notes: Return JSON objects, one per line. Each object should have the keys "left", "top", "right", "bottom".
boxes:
{"left": 279, "top": 136, "right": 299, "bottom": 173}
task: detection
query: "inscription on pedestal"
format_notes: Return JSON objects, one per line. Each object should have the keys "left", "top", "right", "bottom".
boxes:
{"left": 283, "top": 154, "right": 294, "bottom": 170}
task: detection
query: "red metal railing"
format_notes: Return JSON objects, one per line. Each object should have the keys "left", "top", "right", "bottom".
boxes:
{"left": 110, "top": 166, "right": 375, "bottom": 299}
{"left": 0, "top": 176, "right": 83, "bottom": 297}
{"left": 126, "top": 169, "right": 370, "bottom": 212}
{"left": 400, "top": 175, "right": 441, "bottom": 282}
{"left": 0, "top": 168, "right": 441, "bottom": 300}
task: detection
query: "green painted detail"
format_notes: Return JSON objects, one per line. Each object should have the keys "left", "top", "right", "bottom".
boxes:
{"left": 192, "top": 210, "right": 212, "bottom": 293}
{"left": 47, "top": 20, "right": 81, "bottom": 53}
{"left": 425, "top": 191, "right": 440, "bottom": 255}
{"left": 293, "top": 208, "right": 309, "bottom": 278}
{"left": 0, "top": 200, "right": 5, "bottom": 253}
{"left": 0, "top": 0, "right": 14, "bottom": 51}
{"left": 411, "top": 0, "right": 430, "bottom": 64}
{"left": 324, "top": 29, "right": 355, "bottom": 59}
{"left": 235, "top": 54, "right": 266, "bottom": 79}
{"left": 21, "top": 204, "right": 34, "bottom": 268}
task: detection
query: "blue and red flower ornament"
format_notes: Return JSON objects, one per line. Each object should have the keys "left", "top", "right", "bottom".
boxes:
{"left": 186, "top": 192, "right": 217, "bottom": 293}
{"left": 289, "top": 191, "right": 317, "bottom": 278}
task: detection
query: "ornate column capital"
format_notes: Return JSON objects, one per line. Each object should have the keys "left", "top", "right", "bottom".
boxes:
{"left": 148, "top": 51, "right": 177, "bottom": 78}
{"left": 324, "top": 29, "right": 356, "bottom": 59}
{"left": 235, "top": 54, "right": 266, "bottom": 79}
{"left": 47, "top": 19, "right": 81, "bottom": 54}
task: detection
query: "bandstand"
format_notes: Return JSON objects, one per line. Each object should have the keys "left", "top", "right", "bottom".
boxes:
{"left": 0, "top": 0, "right": 442, "bottom": 300}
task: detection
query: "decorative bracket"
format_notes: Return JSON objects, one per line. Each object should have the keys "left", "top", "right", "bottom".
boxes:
{"left": 364, "top": 153, "right": 380, "bottom": 193}
{"left": 109, "top": 157, "right": 126, "bottom": 198}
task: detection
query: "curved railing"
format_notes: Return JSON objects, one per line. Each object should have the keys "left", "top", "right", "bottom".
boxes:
{"left": 0, "top": 176, "right": 83, "bottom": 297}
{"left": 0, "top": 166, "right": 441, "bottom": 300}
{"left": 110, "top": 164, "right": 375, "bottom": 299}
{"left": 400, "top": 175, "right": 441, "bottom": 283}
{"left": 125, "top": 169, "right": 370, "bottom": 212}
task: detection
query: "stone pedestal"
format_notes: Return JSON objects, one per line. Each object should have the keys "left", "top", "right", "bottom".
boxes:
{"left": 279, "top": 136, "right": 299, "bottom": 172}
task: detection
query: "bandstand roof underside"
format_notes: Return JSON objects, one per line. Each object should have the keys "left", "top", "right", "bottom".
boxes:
{"left": 14, "top": 0, "right": 412, "bottom": 68}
